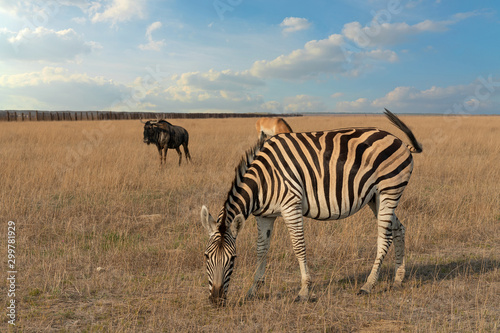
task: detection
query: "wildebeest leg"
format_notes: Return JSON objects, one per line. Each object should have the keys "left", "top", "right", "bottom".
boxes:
{"left": 183, "top": 143, "right": 191, "bottom": 162}
{"left": 156, "top": 146, "right": 163, "bottom": 165}
{"left": 175, "top": 147, "right": 182, "bottom": 165}
{"left": 163, "top": 147, "right": 168, "bottom": 165}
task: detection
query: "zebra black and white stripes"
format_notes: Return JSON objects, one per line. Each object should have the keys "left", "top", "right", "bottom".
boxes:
{"left": 201, "top": 110, "right": 422, "bottom": 304}
{"left": 201, "top": 206, "right": 244, "bottom": 305}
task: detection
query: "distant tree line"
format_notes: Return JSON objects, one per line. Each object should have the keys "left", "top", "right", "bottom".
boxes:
{"left": 0, "top": 111, "right": 302, "bottom": 121}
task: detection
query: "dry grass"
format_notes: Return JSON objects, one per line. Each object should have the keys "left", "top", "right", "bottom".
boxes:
{"left": 1, "top": 115, "right": 499, "bottom": 332}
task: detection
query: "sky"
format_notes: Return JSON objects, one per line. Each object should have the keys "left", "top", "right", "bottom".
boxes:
{"left": 0, "top": 0, "right": 499, "bottom": 114}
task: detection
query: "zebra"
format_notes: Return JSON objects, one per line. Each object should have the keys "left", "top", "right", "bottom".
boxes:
{"left": 201, "top": 109, "right": 422, "bottom": 305}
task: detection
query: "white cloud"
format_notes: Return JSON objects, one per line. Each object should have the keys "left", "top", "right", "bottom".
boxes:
{"left": 158, "top": 69, "right": 266, "bottom": 111}
{"left": 260, "top": 100, "right": 284, "bottom": 113}
{"left": 0, "top": 67, "right": 112, "bottom": 87}
{"left": 0, "top": 66, "right": 269, "bottom": 112}
{"left": 0, "top": 67, "right": 127, "bottom": 110}
{"left": 336, "top": 97, "right": 371, "bottom": 112}
{"left": 371, "top": 85, "right": 471, "bottom": 109}
{"left": 0, "top": 27, "right": 99, "bottom": 62}
{"left": 146, "top": 21, "right": 162, "bottom": 36}
{"left": 175, "top": 69, "right": 264, "bottom": 91}
{"left": 0, "top": 1, "right": 22, "bottom": 15}
{"left": 250, "top": 34, "right": 397, "bottom": 80}
{"left": 0, "top": 1, "right": 59, "bottom": 16}
{"left": 336, "top": 80, "right": 499, "bottom": 114}
{"left": 280, "top": 17, "right": 311, "bottom": 34}
{"left": 107, "top": 69, "right": 268, "bottom": 112}
{"left": 284, "top": 95, "right": 329, "bottom": 113}
{"left": 342, "top": 20, "right": 445, "bottom": 48}
{"left": 57, "top": 0, "right": 90, "bottom": 8}
{"left": 342, "top": 11, "right": 484, "bottom": 47}
{"left": 72, "top": 17, "right": 87, "bottom": 25}
{"left": 139, "top": 21, "right": 165, "bottom": 51}
{"left": 250, "top": 11, "right": 484, "bottom": 80}
{"left": 90, "top": 0, "right": 147, "bottom": 26}
{"left": 0, "top": 0, "right": 155, "bottom": 26}
{"left": 0, "top": 0, "right": 91, "bottom": 19}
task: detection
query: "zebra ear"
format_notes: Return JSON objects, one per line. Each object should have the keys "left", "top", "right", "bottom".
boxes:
{"left": 230, "top": 214, "right": 245, "bottom": 238}
{"left": 201, "top": 205, "right": 217, "bottom": 235}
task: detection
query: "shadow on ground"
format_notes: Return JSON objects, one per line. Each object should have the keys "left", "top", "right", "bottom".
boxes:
{"left": 335, "top": 257, "right": 499, "bottom": 292}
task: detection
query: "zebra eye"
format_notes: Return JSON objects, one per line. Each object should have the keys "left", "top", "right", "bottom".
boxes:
{"left": 204, "top": 252, "right": 209, "bottom": 259}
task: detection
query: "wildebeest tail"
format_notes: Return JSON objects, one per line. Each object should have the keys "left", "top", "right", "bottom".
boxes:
{"left": 384, "top": 108, "right": 423, "bottom": 154}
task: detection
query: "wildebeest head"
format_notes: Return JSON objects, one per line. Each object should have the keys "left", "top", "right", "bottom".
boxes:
{"left": 142, "top": 120, "right": 158, "bottom": 145}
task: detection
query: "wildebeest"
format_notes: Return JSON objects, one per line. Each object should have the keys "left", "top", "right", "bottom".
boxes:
{"left": 255, "top": 117, "right": 293, "bottom": 139}
{"left": 142, "top": 119, "right": 191, "bottom": 166}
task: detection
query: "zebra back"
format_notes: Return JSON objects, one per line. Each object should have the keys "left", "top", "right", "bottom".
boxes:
{"left": 231, "top": 126, "right": 417, "bottom": 221}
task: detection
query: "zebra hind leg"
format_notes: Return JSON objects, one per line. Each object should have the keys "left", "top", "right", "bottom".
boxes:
{"left": 358, "top": 195, "right": 394, "bottom": 294}
{"left": 392, "top": 216, "right": 406, "bottom": 290}
{"left": 246, "top": 216, "right": 276, "bottom": 300}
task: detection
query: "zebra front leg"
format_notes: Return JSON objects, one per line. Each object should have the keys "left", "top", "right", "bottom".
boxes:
{"left": 246, "top": 216, "right": 276, "bottom": 300}
{"left": 282, "top": 207, "right": 311, "bottom": 302}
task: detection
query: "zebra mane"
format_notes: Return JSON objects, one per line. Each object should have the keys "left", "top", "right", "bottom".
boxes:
{"left": 222, "top": 135, "right": 267, "bottom": 221}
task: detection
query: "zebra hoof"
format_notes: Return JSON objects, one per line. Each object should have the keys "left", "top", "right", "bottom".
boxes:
{"left": 392, "top": 283, "right": 403, "bottom": 291}
{"left": 293, "top": 295, "right": 308, "bottom": 303}
{"left": 357, "top": 289, "right": 370, "bottom": 296}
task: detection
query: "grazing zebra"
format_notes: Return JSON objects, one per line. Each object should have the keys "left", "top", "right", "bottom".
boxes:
{"left": 201, "top": 109, "right": 422, "bottom": 305}
{"left": 255, "top": 117, "right": 293, "bottom": 139}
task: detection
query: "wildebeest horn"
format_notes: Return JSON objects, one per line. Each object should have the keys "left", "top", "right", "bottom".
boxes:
{"left": 140, "top": 117, "right": 147, "bottom": 124}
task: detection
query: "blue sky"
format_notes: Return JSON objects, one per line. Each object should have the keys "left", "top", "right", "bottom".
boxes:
{"left": 0, "top": 0, "right": 499, "bottom": 114}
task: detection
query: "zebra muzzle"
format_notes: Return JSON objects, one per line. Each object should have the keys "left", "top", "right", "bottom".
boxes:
{"left": 209, "top": 285, "right": 226, "bottom": 306}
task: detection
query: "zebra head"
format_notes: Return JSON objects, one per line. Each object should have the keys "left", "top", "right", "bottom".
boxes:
{"left": 200, "top": 205, "right": 245, "bottom": 306}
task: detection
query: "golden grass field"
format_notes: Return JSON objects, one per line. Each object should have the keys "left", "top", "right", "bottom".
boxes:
{"left": 1, "top": 115, "right": 499, "bottom": 332}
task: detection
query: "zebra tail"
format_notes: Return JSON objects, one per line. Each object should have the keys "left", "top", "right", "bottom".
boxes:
{"left": 384, "top": 108, "right": 423, "bottom": 154}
